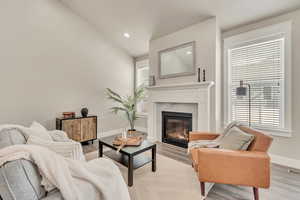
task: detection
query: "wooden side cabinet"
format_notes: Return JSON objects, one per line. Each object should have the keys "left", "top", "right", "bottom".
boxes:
{"left": 56, "top": 116, "right": 97, "bottom": 142}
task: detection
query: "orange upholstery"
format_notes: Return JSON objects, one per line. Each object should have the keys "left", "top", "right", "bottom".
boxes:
{"left": 197, "top": 148, "right": 270, "bottom": 188}
{"left": 238, "top": 126, "right": 273, "bottom": 152}
{"left": 189, "top": 126, "right": 273, "bottom": 199}
{"left": 189, "top": 131, "right": 220, "bottom": 171}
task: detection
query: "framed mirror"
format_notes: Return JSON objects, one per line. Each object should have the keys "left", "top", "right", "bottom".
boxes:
{"left": 159, "top": 41, "right": 196, "bottom": 79}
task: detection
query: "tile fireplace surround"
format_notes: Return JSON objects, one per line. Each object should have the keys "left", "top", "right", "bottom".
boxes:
{"left": 147, "top": 81, "right": 215, "bottom": 142}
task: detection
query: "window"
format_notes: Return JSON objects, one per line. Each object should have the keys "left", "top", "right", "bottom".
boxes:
{"left": 135, "top": 58, "right": 149, "bottom": 114}
{"left": 135, "top": 59, "right": 149, "bottom": 88}
{"left": 224, "top": 22, "right": 292, "bottom": 136}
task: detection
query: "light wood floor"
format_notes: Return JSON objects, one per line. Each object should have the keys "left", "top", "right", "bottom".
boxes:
{"left": 83, "top": 140, "right": 300, "bottom": 200}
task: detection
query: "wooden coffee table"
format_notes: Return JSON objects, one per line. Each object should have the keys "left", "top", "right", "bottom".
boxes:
{"left": 98, "top": 136, "right": 157, "bottom": 187}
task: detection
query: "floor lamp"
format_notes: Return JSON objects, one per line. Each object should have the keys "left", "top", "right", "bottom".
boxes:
{"left": 236, "top": 80, "right": 251, "bottom": 127}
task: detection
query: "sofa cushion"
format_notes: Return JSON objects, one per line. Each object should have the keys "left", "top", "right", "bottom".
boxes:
{"left": 219, "top": 126, "right": 255, "bottom": 150}
{"left": 30, "top": 121, "right": 53, "bottom": 141}
{"left": 0, "top": 128, "right": 46, "bottom": 200}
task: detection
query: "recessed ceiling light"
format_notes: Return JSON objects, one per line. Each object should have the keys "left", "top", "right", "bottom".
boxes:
{"left": 186, "top": 51, "right": 192, "bottom": 55}
{"left": 123, "top": 33, "right": 130, "bottom": 38}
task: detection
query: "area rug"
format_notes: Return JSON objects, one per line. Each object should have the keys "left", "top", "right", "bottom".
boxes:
{"left": 85, "top": 151, "right": 208, "bottom": 200}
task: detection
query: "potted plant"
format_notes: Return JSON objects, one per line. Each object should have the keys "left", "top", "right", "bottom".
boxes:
{"left": 106, "top": 86, "right": 145, "bottom": 134}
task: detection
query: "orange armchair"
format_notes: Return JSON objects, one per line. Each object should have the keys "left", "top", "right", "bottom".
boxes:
{"left": 189, "top": 126, "right": 273, "bottom": 200}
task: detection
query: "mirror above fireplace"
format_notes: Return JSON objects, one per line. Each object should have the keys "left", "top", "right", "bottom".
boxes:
{"left": 159, "top": 41, "right": 196, "bottom": 79}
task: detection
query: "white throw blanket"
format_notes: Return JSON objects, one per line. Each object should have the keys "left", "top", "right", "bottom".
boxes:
{"left": 0, "top": 124, "right": 85, "bottom": 161}
{"left": 187, "top": 121, "right": 242, "bottom": 154}
{"left": 187, "top": 140, "right": 220, "bottom": 154}
{"left": 27, "top": 135, "right": 85, "bottom": 161}
{"left": 0, "top": 145, "right": 131, "bottom": 200}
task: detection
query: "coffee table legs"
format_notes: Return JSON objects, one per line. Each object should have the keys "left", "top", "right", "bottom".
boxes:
{"left": 99, "top": 142, "right": 103, "bottom": 157}
{"left": 128, "top": 155, "right": 133, "bottom": 187}
{"left": 152, "top": 146, "right": 157, "bottom": 172}
{"left": 98, "top": 142, "right": 157, "bottom": 187}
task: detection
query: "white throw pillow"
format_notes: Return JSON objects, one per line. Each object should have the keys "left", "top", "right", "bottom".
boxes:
{"left": 27, "top": 135, "right": 85, "bottom": 161}
{"left": 48, "top": 130, "right": 71, "bottom": 142}
{"left": 29, "top": 121, "right": 53, "bottom": 141}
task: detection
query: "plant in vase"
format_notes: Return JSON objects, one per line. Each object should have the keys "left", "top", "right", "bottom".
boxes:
{"left": 106, "top": 86, "right": 145, "bottom": 135}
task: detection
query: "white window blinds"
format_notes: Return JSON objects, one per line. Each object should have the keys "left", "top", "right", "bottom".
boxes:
{"left": 229, "top": 38, "right": 284, "bottom": 129}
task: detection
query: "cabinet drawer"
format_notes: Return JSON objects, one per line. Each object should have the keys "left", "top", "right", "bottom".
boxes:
{"left": 81, "top": 117, "right": 97, "bottom": 141}
{"left": 62, "top": 119, "right": 81, "bottom": 142}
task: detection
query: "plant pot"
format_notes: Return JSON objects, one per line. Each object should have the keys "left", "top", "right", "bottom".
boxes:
{"left": 127, "top": 129, "right": 137, "bottom": 136}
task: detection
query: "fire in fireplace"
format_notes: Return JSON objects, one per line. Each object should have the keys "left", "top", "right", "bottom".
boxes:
{"left": 162, "top": 111, "right": 192, "bottom": 148}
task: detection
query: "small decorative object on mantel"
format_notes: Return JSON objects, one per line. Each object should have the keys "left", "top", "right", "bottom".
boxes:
{"left": 203, "top": 69, "right": 206, "bottom": 82}
{"left": 197, "top": 68, "right": 201, "bottom": 82}
{"left": 62, "top": 112, "right": 75, "bottom": 119}
{"left": 81, "top": 107, "right": 89, "bottom": 117}
{"left": 113, "top": 135, "right": 143, "bottom": 152}
{"left": 149, "top": 75, "right": 156, "bottom": 86}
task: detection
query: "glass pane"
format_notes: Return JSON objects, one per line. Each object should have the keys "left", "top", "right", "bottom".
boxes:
{"left": 166, "top": 119, "right": 189, "bottom": 141}
{"left": 229, "top": 38, "right": 284, "bottom": 129}
{"left": 160, "top": 43, "right": 194, "bottom": 77}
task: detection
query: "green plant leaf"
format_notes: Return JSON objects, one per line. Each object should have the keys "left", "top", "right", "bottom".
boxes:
{"left": 105, "top": 85, "right": 146, "bottom": 130}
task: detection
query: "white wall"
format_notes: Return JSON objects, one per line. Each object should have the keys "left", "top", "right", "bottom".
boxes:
{"left": 149, "top": 18, "right": 219, "bottom": 85}
{"left": 141, "top": 18, "right": 221, "bottom": 132}
{"left": 223, "top": 9, "right": 300, "bottom": 161}
{"left": 0, "top": 0, "right": 134, "bottom": 134}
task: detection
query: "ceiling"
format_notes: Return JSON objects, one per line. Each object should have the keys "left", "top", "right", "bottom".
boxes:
{"left": 61, "top": 0, "right": 300, "bottom": 57}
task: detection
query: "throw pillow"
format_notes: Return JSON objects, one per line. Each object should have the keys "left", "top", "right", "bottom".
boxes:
{"left": 48, "top": 130, "right": 71, "bottom": 142}
{"left": 27, "top": 135, "right": 85, "bottom": 161}
{"left": 219, "top": 126, "right": 255, "bottom": 150}
{"left": 29, "top": 121, "right": 53, "bottom": 141}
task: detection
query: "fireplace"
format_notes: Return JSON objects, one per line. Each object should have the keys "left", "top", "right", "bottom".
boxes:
{"left": 162, "top": 111, "right": 192, "bottom": 148}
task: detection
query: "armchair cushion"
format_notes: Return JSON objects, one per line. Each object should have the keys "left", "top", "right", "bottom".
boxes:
{"left": 197, "top": 148, "right": 270, "bottom": 188}
{"left": 219, "top": 126, "right": 254, "bottom": 150}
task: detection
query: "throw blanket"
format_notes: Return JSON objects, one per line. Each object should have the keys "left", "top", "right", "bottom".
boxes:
{"left": 27, "top": 135, "right": 85, "bottom": 161}
{"left": 187, "top": 140, "right": 220, "bottom": 154}
{"left": 187, "top": 121, "right": 242, "bottom": 154}
{"left": 0, "top": 145, "right": 131, "bottom": 200}
{"left": 0, "top": 124, "right": 85, "bottom": 161}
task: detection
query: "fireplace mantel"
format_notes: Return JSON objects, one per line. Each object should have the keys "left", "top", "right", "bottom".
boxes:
{"left": 147, "top": 82, "right": 214, "bottom": 90}
{"left": 147, "top": 81, "right": 215, "bottom": 142}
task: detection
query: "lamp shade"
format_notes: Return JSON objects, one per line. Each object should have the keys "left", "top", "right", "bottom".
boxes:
{"left": 236, "top": 86, "right": 247, "bottom": 96}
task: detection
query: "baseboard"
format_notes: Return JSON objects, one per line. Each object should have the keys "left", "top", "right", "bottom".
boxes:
{"left": 270, "top": 154, "right": 300, "bottom": 170}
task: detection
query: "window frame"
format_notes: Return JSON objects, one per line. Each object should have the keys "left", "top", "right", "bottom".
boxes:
{"left": 134, "top": 57, "right": 149, "bottom": 89}
{"left": 134, "top": 56, "right": 149, "bottom": 117}
{"left": 223, "top": 21, "right": 292, "bottom": 137}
